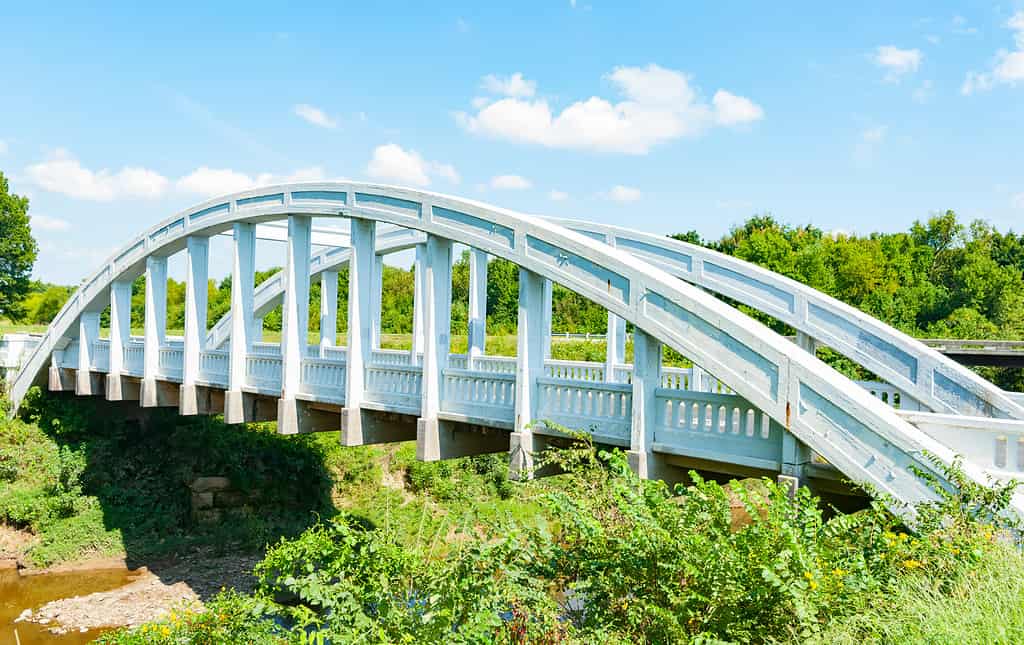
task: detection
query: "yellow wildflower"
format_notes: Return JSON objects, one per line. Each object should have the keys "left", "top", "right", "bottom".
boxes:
{"left": 831, "top": 568, "right": 846, "bottom": 577}
{"left": 809, "top": 580, "right": 818, "bottom": 591}
{"left": 902, "top": 559, "right": 922, "bottom": 569}
{"left": 804, "top": 571, "right": 814, "bottom": 580}
{"left": 162, "top": 626, "right": 171, "bottom": 637}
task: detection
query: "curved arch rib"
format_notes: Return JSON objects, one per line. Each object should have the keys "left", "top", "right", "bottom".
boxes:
{"left": 206, "top": 212, "right": 1024, "bottom": 421}
{"left": 11, "top": 182, "right": 1015, "bottom": 519}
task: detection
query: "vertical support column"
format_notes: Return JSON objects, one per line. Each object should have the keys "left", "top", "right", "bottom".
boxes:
{"left": 795, "top": 331, "right": 818, "bottom": 355}
{"left": 319, "top": 270, "right": 338, "bottom": 350}
{"left": 467, "top": 248, "right": 488, "bottom": 368}
{"left": 690, "top": 363, "right": 706, "bottom": 392}
{"left": 253, "top": 318, "right": 264, "bottom": 343}
{"left": 277, "top": 215, "right": 312, "bottom": 434}
{"left": 604, "top": 312, "right": 626, "bottom": 382}
{"left": 416, "top": 235, "right": 453, "bottom": 461}
{"left": 105, "top": 280, "right": 133, "bottom": 400}
{"left": 369, "top": 252, "right": 383, "bottom": 350}
{"left": 627, "top": 329, "right": 666, "bottom": 480}
{"left": 141, "top": 255, "right": 169, "bottom": 407}
{"left": 75, "top": 311, "right": 101, "bottom": 396}
{"left": 410, "top": 243, "right": 426, "bottom": 364}
{"left": 510, "top": 268, "right": 546, "bottom": 480}
{"left": 779, "top": 430, "right": 811, "bottom": 496}
{"left": 341, "top": 218, "right": 376, "bottom": 445}
{"left": 541, "top": 279, "right": 553, "bottom": 360}
{"left": 225, "top": 223, "right": 255, "bottom": 423}
{"left": 180, "top": 236, "right": 210, "bottom": 415}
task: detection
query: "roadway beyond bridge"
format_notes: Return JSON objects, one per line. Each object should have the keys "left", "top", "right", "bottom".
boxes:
{"left": 10, "top": 183, "right": 1024, "bottom": 522}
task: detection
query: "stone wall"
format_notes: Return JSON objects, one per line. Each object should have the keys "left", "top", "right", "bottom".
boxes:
{"left": 188, "top": 476, "right": 258, "bottom": 524}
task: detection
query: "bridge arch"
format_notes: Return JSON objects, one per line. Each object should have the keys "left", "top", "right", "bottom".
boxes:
{"left": 12, "top": 182, "right": 1020, "bottom": 519}
{"left": 205, "top": 214, "right": 1024, "bottom": 422}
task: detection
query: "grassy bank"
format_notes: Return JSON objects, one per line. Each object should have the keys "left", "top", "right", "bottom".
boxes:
{"left": 4, "top": 391, "right": 1024, "bottom": 642}
{"left": 94, "top": 437, "right": 1024, "bottom": 644}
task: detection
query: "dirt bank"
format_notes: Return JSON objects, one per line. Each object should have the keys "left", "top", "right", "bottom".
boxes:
{"left": 11, "top": 549, "right": 261, "bottom": 638}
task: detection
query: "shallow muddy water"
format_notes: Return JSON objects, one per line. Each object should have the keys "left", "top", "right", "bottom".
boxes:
{"left": 1, "top": 565, "right": 142, "bottom": 644}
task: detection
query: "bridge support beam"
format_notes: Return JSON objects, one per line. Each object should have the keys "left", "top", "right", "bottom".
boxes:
{"left": 141, "top": 256, "right": 175, "bottom": 407}
{"left": 605, "top": 312, "right": 626, "bottom": 383}
{"left": 319, "top": 270, "right": 338, "bottom": 350}
{"left": 510, "top": 268, "right": 547, "bottom": 480}
{"left": 225, "top": 223, "right": 260, "bottom": 423}
{"left": 541, "top": 279, "right": 552, "bottom": 360}
{"left": 370, "top": 252, "right": 383, "bottom": 350}
{"left": 181, "top": 236, "right": 209, "bottom": 415}
{"left": 341, "top": 218, "right": 412, "bottom": 445}
{"left": 795, "top": 331, "right": 818, "bottom": 355}
{"left": 106, "top": 280, "right": 136, "bottom": 401}
{"left": 627, "top": 329, "right": 670, "bottom": 480}
{"left": 467, "top": 248, "right": 487, "bottom": 368}
{"left": 76, "top": 311, "right": 102, "bottom": 396}
{"left": 278, "top": 215, "right": 331, "bottom": 434}
{"left": 779, "top": 430, "right": 811, "bottom": 496}
{"left": 410, "top": 243, "right": 426, "bottom": 364}
{"left": 417, "top": 235, "right": 453, "bottom": 461}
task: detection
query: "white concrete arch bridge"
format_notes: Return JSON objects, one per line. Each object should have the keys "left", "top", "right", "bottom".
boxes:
{"left": 11, "top": 183, "right": 1024, "bottom": 518}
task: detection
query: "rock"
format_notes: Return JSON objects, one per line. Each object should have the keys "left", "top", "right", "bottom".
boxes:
{"left": 191, "top": 491, "right": 214, "bottom": 510}
{"left": 192, "top": 508, "right": 223, "bottom": 525}
{"left": 213, "top": 490, "right": 247, "bottom": 507}
{"left": 189, "top": 476, "right": 231, "bottom": 493}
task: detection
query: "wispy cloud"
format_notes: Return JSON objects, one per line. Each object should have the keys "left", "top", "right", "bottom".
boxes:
{"left": 293, "top": 103, "right": 338, "bottom": 129}
{"left": 962, "top": 12, "right": 1024, "bottom": 94}
{"left": 489, "top": 174, "right": 532, "bottom": 190}
{"left": 604, "top": 185, "right": 642, "bottom": 202}
{"left": 549, "top": 189, "right": 569, "bottom": 201}
{"left": 874, "top": 46, "right": 922, "bottom": 81}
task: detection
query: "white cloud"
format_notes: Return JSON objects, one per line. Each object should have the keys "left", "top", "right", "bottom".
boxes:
{"left": 177, "top": 167, "right": 260, "bottom": 196}
{"left": 605, "top": 185, "right": 642, "bottom": 202}
{"left": 176, "top": 166, "right": 327, "bottom": 197}
{"left": 481, "top": 72, "right": 537, "bottom": 98}
{"left": 490, "top": 174, "right": 532, "bottom": 190}
{"left": 549, "top": 189, "right": 569, "bottom": 201}
{"left": 31, "top": 215, "right": 71, "bottom": 232}
{"left": 712, "top": 90, "right": 765, "bottom": 125}
{"left": 1012, "top": 193, "right": 1024, "bottom": 210}
{"left": 26, "top": 149, "right": 169, "bottom": 201}
{"left": 962, "top": 12, "right": 1024, "bottom": 94}
{"left": 456, "top": 64, "right": 764, "bottom": 154}
{"left": 874, "top": 46, "right": 922, "bottom": 81}
{"left": 0, "top": 140, "right": 7, "bottom": 154}
{"left": 365, "top": 144, "right": 459, "bottom": 187}
{"left": 294, "top": 104, "right": 338, "bottom": 129}
{"left": 925, "top": 34, "right": 941, "bottom": 45}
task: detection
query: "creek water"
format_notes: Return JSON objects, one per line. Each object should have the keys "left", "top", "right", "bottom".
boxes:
{"left": 1, "top": 565, "right": 142, "bottom": 644}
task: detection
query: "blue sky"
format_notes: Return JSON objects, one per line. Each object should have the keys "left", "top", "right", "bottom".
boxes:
{"left": 2, "top": 1, "right": 1023, "bottom": 284}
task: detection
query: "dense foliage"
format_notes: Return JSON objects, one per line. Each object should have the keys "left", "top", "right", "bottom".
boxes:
{"left": 0, "top": 388, "right": 334, "bottom": 566}
{"left": 0, "top": 172, "right": 39, "bottom": 320}
{"left": 97, "top": 437, "right": 1024, "bottom": 644}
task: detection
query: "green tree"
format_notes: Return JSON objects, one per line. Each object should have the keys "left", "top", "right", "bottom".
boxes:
{"left": 0, "top": 172, "right": 39, "bottom": 320}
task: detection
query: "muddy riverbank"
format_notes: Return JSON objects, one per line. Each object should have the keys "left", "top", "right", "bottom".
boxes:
{"left": 2, "top": 550, "right": 260, "bottom": 643}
